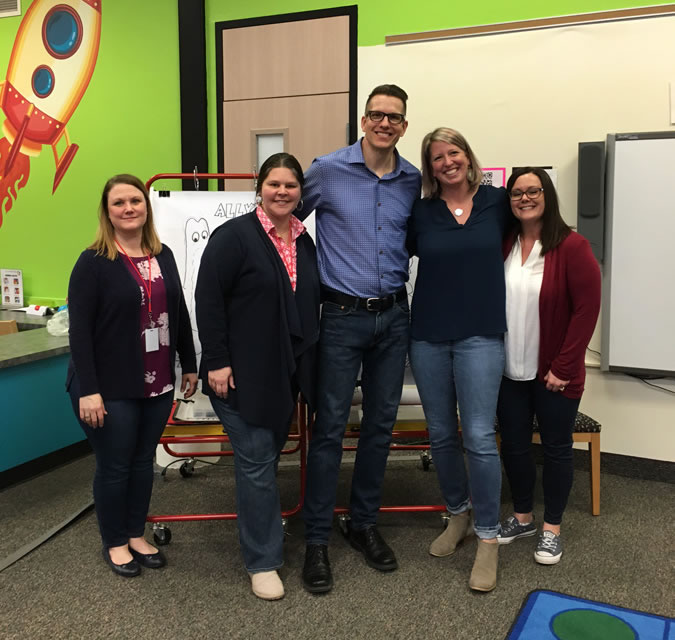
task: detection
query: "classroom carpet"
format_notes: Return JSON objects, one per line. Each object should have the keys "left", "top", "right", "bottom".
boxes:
{"left": 507, "top": 589, "right": 675, "bottom": 640}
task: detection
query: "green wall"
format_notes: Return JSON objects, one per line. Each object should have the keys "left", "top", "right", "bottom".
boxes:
{"left": 206, "top": 0, "right": 670, "bottom": 47}
{"left": 1, "top": 1, "right": 669, "bottom": 301}
{"left": 204, "top": 0, "right": 671, "bottom": 173}
{"left": 0, "top": 0, "right": 182, "bottom": 306}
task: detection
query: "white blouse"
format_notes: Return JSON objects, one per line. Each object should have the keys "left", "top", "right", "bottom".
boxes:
{"left": 504, "top": 237, "right": 545, "bottom": 381}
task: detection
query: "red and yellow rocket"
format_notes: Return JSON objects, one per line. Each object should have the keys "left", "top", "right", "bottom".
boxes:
{"left": 0, "top": 0, "right": 101, "bottom": 193}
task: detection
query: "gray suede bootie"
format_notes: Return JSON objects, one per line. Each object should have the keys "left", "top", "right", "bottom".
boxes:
{"left": 429, "top": 511, "right": 473, "bottom": 557}
{"left": 469, "top": 540, "right": 498, "bottom": 592}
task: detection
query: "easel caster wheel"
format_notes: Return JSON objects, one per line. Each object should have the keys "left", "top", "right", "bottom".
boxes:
{"left": 440, "top": 513, "right": 451, "bottom": 529}
{"left": 179, "top": 460, "right": 195, "bottom": 478}
{"left": 153, "top": 525, "right": 172, "bottom": 546}
{"left": 337, "top": 514, "right": 351, "bottom": 538}
{"left": 421, "top": 451, "right": 432, "bottom": 471}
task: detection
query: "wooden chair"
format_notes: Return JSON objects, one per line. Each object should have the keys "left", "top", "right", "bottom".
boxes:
{"left": 495, "top": 412, "right": 602, "bottom": 516}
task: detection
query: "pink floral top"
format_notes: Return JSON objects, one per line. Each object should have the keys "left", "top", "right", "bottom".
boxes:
{"left": 256, "top": 206, "right": 306, "bottom": 292}
{"left": 124, "top": 256, "right": 173, "bottom": 398}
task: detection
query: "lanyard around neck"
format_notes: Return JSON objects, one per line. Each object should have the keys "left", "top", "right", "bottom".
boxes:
{"left": 115, "top": 240, "right": 153, "bottom": 318}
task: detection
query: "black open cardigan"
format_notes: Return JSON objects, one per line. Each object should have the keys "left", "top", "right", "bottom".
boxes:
{"left": 66, "top": 244, "right": 197, "bottom": 399}
{"left": 195, "top": 212, "right": 320, "bottom": 432}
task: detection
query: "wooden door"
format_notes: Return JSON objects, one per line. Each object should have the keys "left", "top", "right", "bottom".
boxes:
{"left": 218, "top": 12, "right": 353, "bottom": 190}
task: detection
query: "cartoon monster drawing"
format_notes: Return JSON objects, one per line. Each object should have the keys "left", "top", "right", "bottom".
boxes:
{"left": 183, "top": 216, "right": 210, "bottom": 357}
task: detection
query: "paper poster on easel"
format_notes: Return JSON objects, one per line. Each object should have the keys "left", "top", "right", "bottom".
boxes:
{"left": 150, "top": 189, "right": 256, "bottom": 362}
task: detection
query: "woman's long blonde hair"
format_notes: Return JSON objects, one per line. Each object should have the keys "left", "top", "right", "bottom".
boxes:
{"left": 90, "top": 174, "right": 162, "bottom": 260}
{"left": 420, "top": 127, "right": 483, "bottom": 199}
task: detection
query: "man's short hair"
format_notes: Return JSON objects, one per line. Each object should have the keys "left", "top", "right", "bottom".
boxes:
{"left": 365, "top": 84, "right": 409, "bottom": 115}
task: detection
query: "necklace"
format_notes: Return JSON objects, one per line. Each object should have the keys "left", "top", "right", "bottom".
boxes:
{"left": 453, "top": 208, "right": 463, "bottom": 217}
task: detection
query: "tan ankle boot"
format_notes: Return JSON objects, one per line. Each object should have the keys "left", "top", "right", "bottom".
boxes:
{"left": 429, "top": 511, "right": 473, "bottom": 557}
{"left": 469, "top": 540, "right": 498, "bottom": 592}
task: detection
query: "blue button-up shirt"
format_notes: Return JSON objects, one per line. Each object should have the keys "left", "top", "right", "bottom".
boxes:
{"left": 302, "top": 139, "right": 421, "bottom": 298}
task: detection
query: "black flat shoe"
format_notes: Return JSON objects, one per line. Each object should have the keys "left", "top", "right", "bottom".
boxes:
{"left": 302, "top": 544, "right": 333, "bottom": 594}
{"left": 347, "top": 524, "right": 398, "bottom": 572}
{"left": 129, "top": 547, "right": 167, "bottom": 569}
{"left": 102, "top": 547, "right": 141, "bottom": 578}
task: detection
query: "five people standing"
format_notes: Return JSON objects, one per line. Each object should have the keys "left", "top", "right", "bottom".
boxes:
{"left": 67, "top": 90, "right": 600, "bottom": 596}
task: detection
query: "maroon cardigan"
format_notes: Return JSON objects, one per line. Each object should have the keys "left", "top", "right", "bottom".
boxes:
{"left": 503, "top": 231, "right": 601, "bottom": 399}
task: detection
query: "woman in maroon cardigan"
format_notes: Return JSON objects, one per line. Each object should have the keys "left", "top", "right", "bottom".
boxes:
{"left": 496, "top": 167, "right": 600, "bottom": 565}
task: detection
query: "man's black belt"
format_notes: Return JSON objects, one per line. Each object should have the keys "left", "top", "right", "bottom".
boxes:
{"left": 322, "top": 287, "right": 407, "bottom": 312}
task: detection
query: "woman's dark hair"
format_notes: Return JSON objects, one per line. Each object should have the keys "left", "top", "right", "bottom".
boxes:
{"left": 506, "top": 166, "right": 572, "bottom": 254}
{"left": 255, "top": 153, "right": 304, "bottom": 196}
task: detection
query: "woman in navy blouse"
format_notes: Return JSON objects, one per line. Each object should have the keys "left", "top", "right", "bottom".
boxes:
{"left": 67, "top": 174, "right": 198, "bottom": 578}
{"left": 408, "top": 128, "right": 510, "bottom": 592}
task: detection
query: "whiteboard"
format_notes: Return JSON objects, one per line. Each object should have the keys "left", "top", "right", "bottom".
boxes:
{"left": 601, "top": 132, "right": 675, "bottom": 375}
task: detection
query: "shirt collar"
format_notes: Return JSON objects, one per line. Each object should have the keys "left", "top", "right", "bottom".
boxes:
{"left": 256, "top": 206, "right": 306, "bottom": 240}
{"left": 348, "top": 138, "right": 414, "bottom": 179}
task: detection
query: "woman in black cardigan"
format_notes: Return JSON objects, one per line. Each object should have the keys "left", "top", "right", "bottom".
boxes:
{"left": 67, "top": 174, "right": 197, "bottom": 577}
{"left": 196, "top": 153, "right": 319, "bottom": 600}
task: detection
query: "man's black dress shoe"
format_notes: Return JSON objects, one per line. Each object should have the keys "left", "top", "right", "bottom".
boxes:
{"left": 347, "top": 524, "right": 398, "bottom": 571}
{"left": 129, "top": 547, "right": 167, "bottom": 569}
{"left": 102, "top": 547, "right": 141, "bottom": 578}
{"left": 302, "top": 544, "right": 333, "bottom": 593}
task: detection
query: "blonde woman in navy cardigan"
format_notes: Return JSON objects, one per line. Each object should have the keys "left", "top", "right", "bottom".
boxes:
{"left": 67, "top": 174, "right": 198, "bottom": 578}
{"left": 496, "top": 167, "right": 600, "bottom": 564}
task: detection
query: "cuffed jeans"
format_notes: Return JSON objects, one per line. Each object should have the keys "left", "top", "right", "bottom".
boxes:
{"left": 410, "top": 335, "right": 504, "bottom": 539}
{"left": 303, "top": 298, "right": 410, "bottom": 544}
{"left": 497, "top": 377, "right": 580, "bottom": 525}
{"left": 68, "top": 379, "right": 173, "bottom": 549}
{"left": 210, "top": 397, "right": 290, "bottom": 573}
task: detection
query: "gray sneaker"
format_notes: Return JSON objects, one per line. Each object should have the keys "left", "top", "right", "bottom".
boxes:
{"left": 497, "top": 516, "right": 537, "bottom": 545}
{"left": 534, "top": 531, "right": 563, "bottom": 565}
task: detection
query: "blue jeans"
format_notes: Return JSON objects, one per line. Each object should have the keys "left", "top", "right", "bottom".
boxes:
{"left": 409, "top": 336, "right": 504, "bottom": 539}
{"left": 68, "top": 379, "right": 173, "bottom": 548}
{"left": 497, "top": 377, "right": 580, "bottom": 525}
{"left": 210, "top": 397, "right": 290, "bottom": 573}
{"left": 303, "top": 299, "right": 410, "bottom": 544}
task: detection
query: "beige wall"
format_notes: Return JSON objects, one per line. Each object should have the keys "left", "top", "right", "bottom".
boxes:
{"left": 358, "top": 16, "right": 675, "bottom": 462}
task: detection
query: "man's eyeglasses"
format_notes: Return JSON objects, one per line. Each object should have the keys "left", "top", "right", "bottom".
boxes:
{"left": 509, "top": 187, "right": 544, "bottom": 201}
{"left": 366, "top": 110, "right": 406, "bottom": 125}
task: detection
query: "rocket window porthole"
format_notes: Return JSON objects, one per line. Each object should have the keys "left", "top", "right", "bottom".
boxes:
{"left": 43, "top": 6, "right": 83, "bottom": 59}
{"left": 32, "top": 66, "right": 55, "bottom": 98}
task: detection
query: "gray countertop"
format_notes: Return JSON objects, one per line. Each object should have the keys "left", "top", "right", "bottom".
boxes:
{"left": 0, "top": 310, "right": 70, "bottom": 369}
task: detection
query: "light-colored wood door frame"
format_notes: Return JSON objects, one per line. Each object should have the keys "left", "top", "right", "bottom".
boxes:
{"left": 215, "top": 6, "right": 358, "bottom": 189}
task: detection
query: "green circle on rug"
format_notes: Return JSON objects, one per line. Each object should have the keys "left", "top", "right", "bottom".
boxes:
{"left": 552, "top": 609, "right": 636, "bottom": 640}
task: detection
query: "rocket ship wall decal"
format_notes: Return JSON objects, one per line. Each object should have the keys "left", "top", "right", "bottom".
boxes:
{"left": 0, "top": 0, "right": 102, "bottom": 227}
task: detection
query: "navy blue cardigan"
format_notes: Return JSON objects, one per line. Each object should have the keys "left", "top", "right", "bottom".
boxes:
{"left": 66, "top": 244, "right": 197, "bottom": 399}
{"left": 195, "top": 212, "right": 320, "bottom": 432}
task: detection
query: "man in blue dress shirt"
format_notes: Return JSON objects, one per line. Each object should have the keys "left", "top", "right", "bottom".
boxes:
{"left": 300, "top": 84, "right": 421, "bottom": 593}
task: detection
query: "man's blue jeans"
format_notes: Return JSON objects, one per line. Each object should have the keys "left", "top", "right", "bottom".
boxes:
{"left": 303, "top": 299, "right": 410, "bottom": 544}
{"left": 409, "top": 335, "right": 504, "bottom": 539}
{"left": 210, "top": 397, "right": 290, "bottom": 573}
